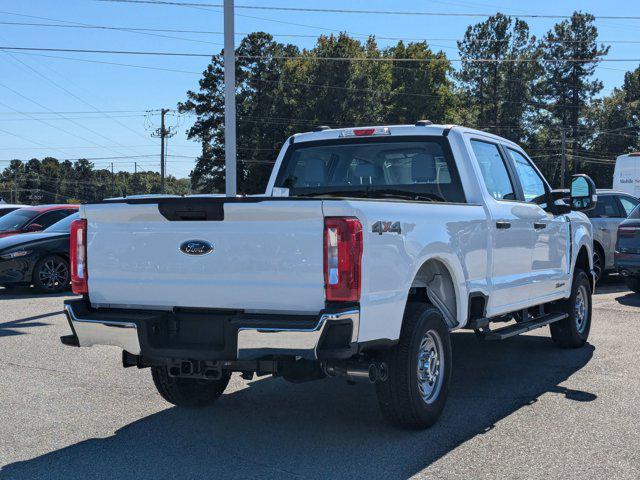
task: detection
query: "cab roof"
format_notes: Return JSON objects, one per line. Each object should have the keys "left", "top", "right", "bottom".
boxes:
{"left": 290, "top": 123, "right": 521, "bottom": 149}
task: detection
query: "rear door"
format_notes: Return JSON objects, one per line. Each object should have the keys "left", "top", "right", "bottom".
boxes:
{"left": 84, "top": 199, "right": 327, "bottom": 313}
{"left": 469, "top": 139, "right": 534, "bottom": 314}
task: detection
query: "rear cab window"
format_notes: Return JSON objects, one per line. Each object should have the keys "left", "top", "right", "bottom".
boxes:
{"left": 274, "top": 136, "right": 466, "bottom": 203}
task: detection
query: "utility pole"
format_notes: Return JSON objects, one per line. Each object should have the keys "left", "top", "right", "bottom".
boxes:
{"left": 560, "top": 129, "right": 567, "bottom": 189}
{"left": 134, "top": 162, "right": 137, "bottom": 174}
{"left": 224, "top": 0, "right": 237, "bottom": 197}
{"left": 111, "top": 162, "right": 115, "bottom": 196}
{"left": 151, "top": 108, "right": 174, "bottom": 194}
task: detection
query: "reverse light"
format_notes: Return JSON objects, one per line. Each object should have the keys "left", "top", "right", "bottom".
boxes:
{"left": 324, "top": 217, "right": 363, "bottom": 302}
{"left": 70, "top": 218, "right": 88, "bottom": 294}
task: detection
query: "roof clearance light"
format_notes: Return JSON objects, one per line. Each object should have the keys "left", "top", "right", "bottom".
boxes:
{"left": 340, "top": 127, "right": 390, "bottom": 137}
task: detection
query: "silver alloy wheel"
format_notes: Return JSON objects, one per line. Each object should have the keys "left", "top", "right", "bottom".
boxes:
{"left": 416, "top": 329, "right": 445, "bottom": 404}
{"left": 574, "top": 284, "right": 589, "bottom": 334}
{"left": 593, "top": 251, "right": 602, "bottom": 283}
{"left": 38, "top": 258, "right": 69, "bottom": 291}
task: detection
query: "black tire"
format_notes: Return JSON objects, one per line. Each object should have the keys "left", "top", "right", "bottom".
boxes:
{"left": 624, "top": 276, "right": 640, "bottom": 293}
{"left": 376, "top": 304, "right": 452, "bottom": 429}
{"left": 592, "top": 245, "right": 605, "bottom": 284}
{"left": 32, "top": 255, "right": 70, "bottom": 293}
{"left": 151, "top": 366, "right": 230, "bottom": 407}
{"left": 550, "top": 269, "right": 592, "bottom": 348}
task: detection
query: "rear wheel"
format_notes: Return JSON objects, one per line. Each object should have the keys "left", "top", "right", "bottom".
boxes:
{"left": 151, "top": 366, "right": 230, "bottom": 407}
{"left": 33, "top": 255, "right": 70, "bottom": 293}
{"left": 550, "top": 269, "right": 592, "bottom": 348}
{"left": 624, "top": 276, "right": 640, "bottom": 293}
{"left": 376, "top": 304, "right": 452, "bottom": 429}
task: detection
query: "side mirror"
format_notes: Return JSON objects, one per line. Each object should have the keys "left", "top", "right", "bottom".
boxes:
{"left": 570, "top": 174, "right": 597, "bottom": 212}
{"left": 25, "top": 223, "right": 43, "bottom": 232}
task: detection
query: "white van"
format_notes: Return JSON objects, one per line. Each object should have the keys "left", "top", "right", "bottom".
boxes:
{"left": 613, "top": 153, "right": 640, "bottom": 198}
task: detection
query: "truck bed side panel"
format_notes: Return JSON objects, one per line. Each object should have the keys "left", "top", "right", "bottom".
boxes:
{"left": 323, "top": 200, "right": 489, "bottom": 342}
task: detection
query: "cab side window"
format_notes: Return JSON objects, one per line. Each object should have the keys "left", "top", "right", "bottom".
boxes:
{"left": 33, "top": 210, "right": 69, "bottom": 229}
{"left": 587, "top": 195, "right": 621, "bottom": 218}
{"left": 618, "top": 196, "right": 639, "bottom": 217}
{"left": 506, "top": 149, "right": 546, "bottom": 203}
{"left": 471, "top": 140, "right": 515, "bottom": 201}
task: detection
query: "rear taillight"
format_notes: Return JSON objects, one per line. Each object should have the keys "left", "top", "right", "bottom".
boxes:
{"left": 70, "top": 218, "right": 88, "bottom": 294}
{"left": 324, "top": 217, "right": 363, "bottom": 302}
{"left": 618, "top": 226, "right": 640, "bottom": 235}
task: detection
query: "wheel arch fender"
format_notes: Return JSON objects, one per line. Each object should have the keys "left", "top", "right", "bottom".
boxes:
{"left": 408, "top": 254, "right": 468, "bottom": 330}
{"left": 571, "top": 220, "right": 593, "bottom": 275}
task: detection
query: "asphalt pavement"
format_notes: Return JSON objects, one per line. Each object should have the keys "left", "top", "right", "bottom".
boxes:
{"left": 0, "top": 277, "right": 639, "bottom": 479}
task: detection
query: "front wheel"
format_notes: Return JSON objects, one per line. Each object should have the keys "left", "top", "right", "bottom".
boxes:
{"left": 151, "top": 367, "right": 230, "bottom": 407}
{"left": 550, "top": 269, "right": 592, "bottom": 348}
{"left": 376, "top": 304, "right": 452, "bottom": 429}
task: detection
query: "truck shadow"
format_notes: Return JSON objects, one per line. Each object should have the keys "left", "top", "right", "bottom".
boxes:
{"left": 1, "top": 333, "right": 595, "bottom": 480}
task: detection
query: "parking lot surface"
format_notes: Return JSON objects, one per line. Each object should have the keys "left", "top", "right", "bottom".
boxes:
{"left": 1, "top": 278, "right": 639, "bottom": 479}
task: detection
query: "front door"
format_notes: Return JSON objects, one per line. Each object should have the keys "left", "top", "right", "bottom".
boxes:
{"left": 505, "top": 147, "right": 569, "bottom": 301}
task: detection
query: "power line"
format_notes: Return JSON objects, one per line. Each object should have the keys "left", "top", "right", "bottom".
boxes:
{"left": 1, "top": 46, "right": 637, "bottom": 64}
{"left": 5, "top": 21, "right": 640, "bottom": 45}
{"left": 94, "top": 1, "right": 640, "bottom": 20}
{"left": 0, "top": 10, "right": 223, "bottom": 47}
{"left": 0, "top": 109, "right": 155, "bottom": 115}
{"left": 2, "top": 49, "right": 158, "bottom": 147}
{"left": 0, "top": 86, "right": 132, "bottom": 157}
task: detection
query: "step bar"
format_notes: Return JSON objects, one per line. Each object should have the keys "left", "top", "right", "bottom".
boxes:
{"left": 481, "top": 312, "right": 568, "bottom": 340}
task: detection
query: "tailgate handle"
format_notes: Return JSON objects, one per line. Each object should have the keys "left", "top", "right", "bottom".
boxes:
{"left": 175, "top": 210, "right": 207, "bottom": 221}
{"left": 158, "top": 201, "right": 224, "bottom": 221}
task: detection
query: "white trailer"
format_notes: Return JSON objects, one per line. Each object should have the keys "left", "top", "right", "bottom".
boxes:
{"left": 613, "top": 153, "right": 640, "bottom": 198}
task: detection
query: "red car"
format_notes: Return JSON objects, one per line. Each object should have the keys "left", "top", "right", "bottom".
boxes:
{"left": 0, "top": 205, "right": 79, "bottom": 239}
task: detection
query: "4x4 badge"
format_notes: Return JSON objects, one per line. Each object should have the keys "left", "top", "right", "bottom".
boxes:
{"left": 372, "top": 221, "right": 401, "bottom": 235}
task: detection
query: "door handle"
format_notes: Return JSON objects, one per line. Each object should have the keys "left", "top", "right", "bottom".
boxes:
{"left": 534, "top": 222, "right": 547, "bottom": 230}
{"left": 598, "top": 227, "right": 609, "bottom": 231}
{"left": 496, "top": 221, "right": 511, "bottom": 230}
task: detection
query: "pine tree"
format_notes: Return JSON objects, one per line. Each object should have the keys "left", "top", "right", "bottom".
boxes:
{"left": 536, "top": 12, "right": 609, "bottom": 185}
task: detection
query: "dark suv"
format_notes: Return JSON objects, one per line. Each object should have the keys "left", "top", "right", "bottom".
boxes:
{"left": 615, "top": 204, "right": 640, "bottom": 292}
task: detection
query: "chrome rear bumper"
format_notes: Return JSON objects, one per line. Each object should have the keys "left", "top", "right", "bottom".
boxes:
{"left": 63, "top": 301, "right": 359, "bottom": 361}
{"left": 237, "top": 309, "right": 359, "bottom": 359}
{"left": 64, "top": 304, "right": 141, "bottom": 354}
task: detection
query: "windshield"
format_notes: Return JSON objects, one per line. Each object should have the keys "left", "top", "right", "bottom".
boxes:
{"left": 275, "top": 137, "right": 465, "bottom": 203}
{"left": 0, "top": 209, "right": 38, "bottom": 231}
{"left": 45, "top": 212, "right": 79, "bottom": 233}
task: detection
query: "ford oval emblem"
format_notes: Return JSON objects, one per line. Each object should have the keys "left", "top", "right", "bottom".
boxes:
{"left": 180, "top": 240, "right": 214, "bottom": 256}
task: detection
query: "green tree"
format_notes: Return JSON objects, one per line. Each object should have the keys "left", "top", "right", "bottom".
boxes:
{"left": 535, "top": 12, "right": 609, "bottom": 185}
{"left": 457, "top": 13, "right": 539, "bottom": 142}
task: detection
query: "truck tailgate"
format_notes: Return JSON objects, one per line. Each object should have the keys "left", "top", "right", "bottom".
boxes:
{"left": 83, "top": 199, "right": 326, "bottom": 312}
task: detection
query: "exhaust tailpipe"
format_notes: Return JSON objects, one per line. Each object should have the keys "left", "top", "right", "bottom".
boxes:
{"left": 324, "top": 361, "right": 388, "bottom": 383}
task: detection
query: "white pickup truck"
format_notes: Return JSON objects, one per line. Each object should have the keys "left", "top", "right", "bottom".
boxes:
{"left": 61, "top": 123, "right": 597, "bottom": 429}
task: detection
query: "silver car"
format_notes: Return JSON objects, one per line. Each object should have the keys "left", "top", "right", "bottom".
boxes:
{"left": 554, "top": 189, "right": 638, "bottom": 281}
{"left": 588, "top": 190, "right": 639, "bottom": 281}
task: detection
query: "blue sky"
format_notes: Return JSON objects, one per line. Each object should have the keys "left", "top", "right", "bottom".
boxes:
{"left": 1, "top": 0, "right": 639, "bottom": 179}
